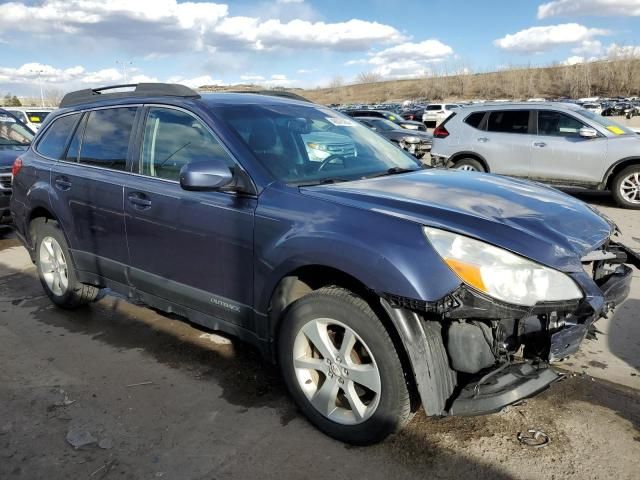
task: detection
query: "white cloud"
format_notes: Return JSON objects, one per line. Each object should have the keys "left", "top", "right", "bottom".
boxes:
{"left": 572, "top": 39, "right": 603, "bottom": 55}
{"left": 494, "top": 23, "right": 609, "bottom": 53}
{"left": 606, "top": 43, "right": 640, "bottom": 58}
{"left": 344, "top": 59, "right": 367, "bottom": 66}
{"left": 239, "top": 74, "right": 265, "bottom": 82}
{"left": 166, "top": 75, "right": 224, "bottom": 88}
{"left": 356, "top": 39, "right": 455, "bottom": 79}
{"left": 538, "top": 0, "right": 640, "bottom": 19}
{"left": 296, "top": 69, "right": 315, "bottom": 74}
{"left": 563, "top": 55, "right": 586, "bottom": 65}
{"left": 0, "top": 0, "right": 404, "bottom": 54}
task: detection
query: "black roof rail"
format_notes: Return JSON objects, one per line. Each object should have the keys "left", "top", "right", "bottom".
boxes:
{"left": 226, "top": 90, "right": 313, "bottom": 103}
{"left": 60, "top": 83, "right": 201, "bottom": 108}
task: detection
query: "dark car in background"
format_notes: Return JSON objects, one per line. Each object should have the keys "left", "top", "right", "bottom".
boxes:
{"left": 357, "top": 117, "right": 432, "bottom": 159}
{"left": 345, "top": 109, "right": 427, "bottom": 131}
{"left": 0, "top": 109, "right": 34, "bottom": 224}
{"left": 10, "top": 83, "right": 638, "bottom": 445}
{"left": 401, "top": 107, "right": 425, "bottom": 122}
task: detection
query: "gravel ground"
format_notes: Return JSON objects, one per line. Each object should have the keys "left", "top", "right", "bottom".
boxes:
{"left": 1, "top": 182, "right": 639, "bottom": 479}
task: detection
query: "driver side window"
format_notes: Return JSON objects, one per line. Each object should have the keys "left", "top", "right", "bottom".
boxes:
{"left": 538, "top": 111, "right": 586, "bottom": 138}
{"left": 140, "top": 107, "right": 234, "bottom": 181}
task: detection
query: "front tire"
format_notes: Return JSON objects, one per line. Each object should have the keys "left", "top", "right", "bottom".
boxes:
{"left": 611, "top": 165, "right": 640, "bottom": 209}
{"left": 33, "top": 218, "right": 99, "bottom": 308}
{"left": 278, "top": 286, "right": 412, "bottom": 445}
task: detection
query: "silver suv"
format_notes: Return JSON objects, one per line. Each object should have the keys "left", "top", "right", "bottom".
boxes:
{"left": 431, "top": 102, "right": 640, "bottom": 208}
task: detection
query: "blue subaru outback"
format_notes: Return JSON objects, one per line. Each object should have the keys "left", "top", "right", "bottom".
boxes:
{"left": 10, "top": 84, "right": 639, "bottom": 444}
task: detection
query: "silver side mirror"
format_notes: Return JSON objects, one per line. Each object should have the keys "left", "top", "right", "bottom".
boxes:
{"left": 579, "top": 127, "right": 598, "bottom": 139}
{"left": 180, "top": 159, "right": 234, "bottom": 191}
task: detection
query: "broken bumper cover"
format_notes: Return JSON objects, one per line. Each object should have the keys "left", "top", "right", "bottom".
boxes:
{"left": 550, "top": 262, "right": 633, "bottom": 361}
{"left": 449, "top": 363, "right": 561, "bottom": 416}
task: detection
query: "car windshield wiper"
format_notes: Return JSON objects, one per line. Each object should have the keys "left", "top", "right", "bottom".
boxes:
{"left": 295, "top": 177, "right": 351, "bottom": 187}
{"left": 365, "top": 167, "right": 421, "bottom": 179}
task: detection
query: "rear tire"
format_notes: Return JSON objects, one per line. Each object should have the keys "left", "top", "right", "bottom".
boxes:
{"left": 278, "top": 286, "right": 412, "bottom": 445}
{"left": 32, "top": 218, "right": 99, "bottom": 308}
{"left": 611, "top": 165, "right": 640, "bottom": 209}
{"left": 451, "top": 157, "right": 485, "bottom": 172}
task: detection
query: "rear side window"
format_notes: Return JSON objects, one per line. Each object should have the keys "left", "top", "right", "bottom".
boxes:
{"left": 36, "top": 113, "right": 80, "bottom": 159}
{"left": 464, "top": 112, "right": 486, "bottom": 129}
{"left": 487, "top": 110, "right": 530, "bottom": 134}
{"left": 78, "top": 108, "right": 137, "bottom": 171}
{"left": 538, "top": 110, "right": 585, "bottom": 137}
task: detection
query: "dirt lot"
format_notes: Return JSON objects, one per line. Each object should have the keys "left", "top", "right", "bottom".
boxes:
{"left": 1, "top": 190, "right": 639, "bottom": 479}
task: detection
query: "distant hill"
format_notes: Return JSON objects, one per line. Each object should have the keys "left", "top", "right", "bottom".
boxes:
{"left": 202, "top": 58, "right": 640, "bottom": 105}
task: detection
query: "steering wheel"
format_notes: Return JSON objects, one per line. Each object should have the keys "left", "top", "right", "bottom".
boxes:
{"left": 317, "top": 154, "right": 348, "bottom": 172}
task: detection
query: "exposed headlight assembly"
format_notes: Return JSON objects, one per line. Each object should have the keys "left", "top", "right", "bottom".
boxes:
{"left": 423, "top": 227, "right": 583, "bottom": 306}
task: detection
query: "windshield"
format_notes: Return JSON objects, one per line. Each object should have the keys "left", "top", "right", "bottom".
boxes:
{"left": 579, "top": 108, "right": 634, "bottom": 135}
{"left": 218, "top": 103, "right": 420, "bottom": 185}
{"left": 0, "top": 113, "right": 33, "bottom": 146}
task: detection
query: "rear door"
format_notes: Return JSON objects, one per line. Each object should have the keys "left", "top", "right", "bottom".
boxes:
{"left": 51, "top": 106, "right": 138, "bottom": 283}
{"left": 529, "top": 109, "right": 608, "bottom": 186}
{"left": 123, "top": 105, "right": 256, "bottom": 328}
{"left": 479, "top": 110, "right": 533, "bottom": 177}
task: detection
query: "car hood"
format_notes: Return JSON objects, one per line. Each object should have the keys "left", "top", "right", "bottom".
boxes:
{"left": 0, "top": 146, "right": 27, "bottom": 169}
{"left": 301, "top": 170, "right": 615, "bottom": 272}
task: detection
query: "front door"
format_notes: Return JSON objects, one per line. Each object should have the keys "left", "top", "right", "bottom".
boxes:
{"left": 530, "top": 110, "right": 608, "bottom": 186}
{"left": 124, "top": 106, "right": 256, "bottom": 328}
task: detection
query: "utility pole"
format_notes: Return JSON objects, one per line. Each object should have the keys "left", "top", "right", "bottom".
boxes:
{"left": 31, "top": 69, "right": 45, "bottom": 107}
{"left": 116, "top": 60, "right": 133, "bottom": 83}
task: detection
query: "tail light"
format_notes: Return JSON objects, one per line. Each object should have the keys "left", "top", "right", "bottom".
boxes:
{"left": 433, "top": 125, "right": 449, "bottom": 138}
{"left": 12, "top": 157, "right": 23, "bottom": 177}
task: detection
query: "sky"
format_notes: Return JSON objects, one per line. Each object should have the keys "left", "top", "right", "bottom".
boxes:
{"left": 0, "top": 0, "right": 639, "bottom": 97}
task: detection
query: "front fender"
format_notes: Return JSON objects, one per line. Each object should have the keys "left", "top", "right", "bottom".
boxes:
{"left": 254, "top": 185, "right": 460, "bottom": 315}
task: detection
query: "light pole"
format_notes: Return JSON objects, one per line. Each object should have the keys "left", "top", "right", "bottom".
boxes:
{"left": 31, "top": 69, "right": 45, "bottom": 107}
{"left": 116, "top": 60, "right": 133, "bottom": 83}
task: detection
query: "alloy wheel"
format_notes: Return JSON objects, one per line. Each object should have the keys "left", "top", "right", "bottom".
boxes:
{"left": 292, "top": 318, "right": 381, "bottom": 425}
{"left": 39, "top": 236, "right": 69, "bottom": 296}
{"left": 457, "top": 164, "right": 477, "bottom": 171}
{"left": 619, "top": 172, "right": 640, "bottom": 204}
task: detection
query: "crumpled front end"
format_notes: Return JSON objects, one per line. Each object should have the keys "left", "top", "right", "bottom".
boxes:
{"left": 381, "top": 239, "right": 638, "bottom": 417}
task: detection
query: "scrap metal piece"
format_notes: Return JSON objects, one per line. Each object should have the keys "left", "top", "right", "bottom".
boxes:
{"left": 517, "top": 429, "right": 550, "bottom": 448}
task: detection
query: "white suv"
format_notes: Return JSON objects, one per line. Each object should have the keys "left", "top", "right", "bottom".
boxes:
{"left": 422, "top": 103, "right": 460, "bottom": 127}
{"left": 3, "top": 107, "right": 55, "bottom": 132}
{"left": 430, "top": 102, "right": 640, "bottom": 208}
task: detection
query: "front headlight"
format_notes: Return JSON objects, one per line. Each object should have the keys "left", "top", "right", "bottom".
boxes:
{"left": 423, "top": 227, "right": 583, "bottom": 306}
{"left": 402, "top": 136, "right": 421, "bottom": 144}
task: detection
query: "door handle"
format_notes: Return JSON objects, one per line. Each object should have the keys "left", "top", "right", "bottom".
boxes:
{"left": 127, "top": 192, "right": 152, "bottom": 208}
{"left": 533, "top": 142, "right": 547, "bottom": 148}
{"left": 477, "top": 137, "right": 489, "bottom": 143}
{"left": 54, "top": 176, "right": 72, "bottom": 190}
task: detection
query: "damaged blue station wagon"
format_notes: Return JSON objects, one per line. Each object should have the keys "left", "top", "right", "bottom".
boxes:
{"left": 10, "top": 84, "right": 639, "bottom": 444}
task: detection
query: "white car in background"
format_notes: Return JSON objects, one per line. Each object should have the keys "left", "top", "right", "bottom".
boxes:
{"left": 4, "top": 107, "right": 55, "bottom": 131}
{"left": 582, "top": 102, "right": 603, "bottom": 116}
{"left": 422, "top": 103, "right": 460, "bottom": 127}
